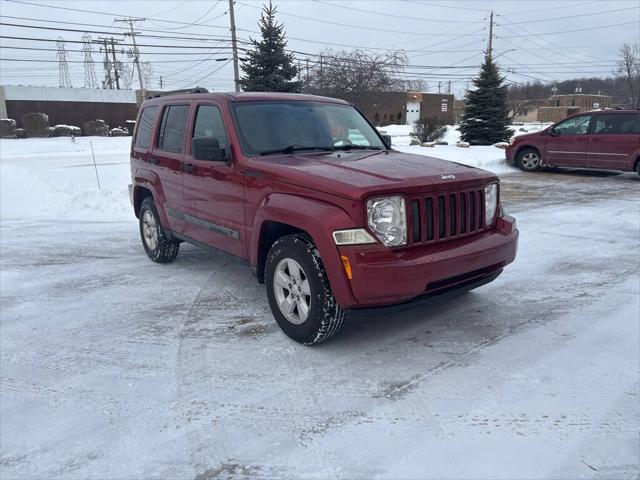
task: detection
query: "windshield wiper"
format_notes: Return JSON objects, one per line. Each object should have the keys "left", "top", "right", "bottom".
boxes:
{"left": 333, "top": 144, "right": 383, "bottom": 151}
{"left": 259, "top": 145, "right": 334, "bottom": 156}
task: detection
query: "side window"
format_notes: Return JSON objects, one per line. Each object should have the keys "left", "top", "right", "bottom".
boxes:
{"left": 134, "top": 106, "right": 158, "bottom": 149}
{"left": 554, "top": 115, "right": 591, "bottom": 135}
{"left": 593, "top": 113, "right": 638, "bottom": 134}
{"left": 192, "top": 105, "right": 229, "bottom": 155}
{"left": 157, "top": 105, "right": 190, "bottom": 153}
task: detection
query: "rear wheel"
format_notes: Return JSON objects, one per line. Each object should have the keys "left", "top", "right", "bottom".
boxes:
{"left": 516, "top": 148, "right": 541, "bottom": 172}
{"left": 139, "top": 197, "right": 180, "bottom": 263}
{"left": 636, "top": 160, "right": 640, "bottom": 176}
{"left": 265, "top": 234, "right": 344, "bottom": 345}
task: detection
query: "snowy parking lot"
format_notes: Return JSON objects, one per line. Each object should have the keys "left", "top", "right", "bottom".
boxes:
{"left": 1, "top": 137, "right": 639, "bottom": 479}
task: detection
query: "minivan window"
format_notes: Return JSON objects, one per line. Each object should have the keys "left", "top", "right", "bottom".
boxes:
{"left": 134, "top": 106, "right": 158, "bottom": 149}
{"left": 231, "top": 101, "right": 385, "bottom": 156}
{"left": 593, "top": 113, "right": 639, "bottom": 134}
{"left": 193, "top": 105, "right": 228, "bottom": 155}
{"left": 554, "top": 114, "right": 591, "bottom": 135}
{"left": 157, "top": 105, "right": 190, "bottom": 153}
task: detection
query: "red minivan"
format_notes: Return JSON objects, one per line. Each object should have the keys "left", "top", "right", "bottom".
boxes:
{"left": 506, "top": 110, "right": 640, "bottom": 174}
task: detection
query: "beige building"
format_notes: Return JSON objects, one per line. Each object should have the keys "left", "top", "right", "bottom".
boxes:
{"left": 537, "top": 94, "right": 611, "bottom": 123}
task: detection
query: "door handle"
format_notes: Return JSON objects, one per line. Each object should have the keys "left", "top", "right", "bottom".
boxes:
{"left": 576, "top": 137, "right": 587, "bottom": 142}
{"left": 591, "top": 138, "right": 601, "bottom": 142}
{"left": 182, "top": 163, "right": 196, "bottom": 173}
{"left": 149, "top": 155, "right": 160, "bottom": 164}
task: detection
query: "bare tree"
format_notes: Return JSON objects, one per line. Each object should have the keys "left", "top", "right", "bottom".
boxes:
{"left": 617, "top": 43, "right": 640, "bottom": 108}
{"left": 507, "top": 85, "right": 531, "bottom": 121}
{"left": 305, "top": 49, "right": 408, "bottom": 103}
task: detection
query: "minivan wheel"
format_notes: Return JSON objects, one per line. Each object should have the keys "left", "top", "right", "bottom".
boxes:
{"left": 516, "top": 148, "right": 541, "bottom": 172}
{"left": 139, "top": 197, "right": 180, "bottom": 263}
{"left": 265, "top": 234, "right": 345, "bottom": 345}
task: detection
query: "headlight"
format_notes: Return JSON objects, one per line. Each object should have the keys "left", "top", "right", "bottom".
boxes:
{"left": 484, "top": 183, "right": 498, "bottom": 226}
{"left": 509, "top": 136, "right": 516, "bottom": 145}
{"left": 367, "top": 196, "right": 406, "bottom": 246}
{"left": 333, "top": 228, "right": 376, "bottom": 245}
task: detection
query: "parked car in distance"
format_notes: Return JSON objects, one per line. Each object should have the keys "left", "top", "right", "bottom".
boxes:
{"left": 506, "top": 110, "right": 640, "bottom": 175}
{"left": 130, "top": 89, "right": 518, "bottom": 345}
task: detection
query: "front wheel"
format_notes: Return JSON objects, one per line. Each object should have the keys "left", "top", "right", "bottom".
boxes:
{"left": 516, "top": 148, "right": 542, "bottom": 172}
{"left": 265, "top": 234, "right": 345, "bottom": 345}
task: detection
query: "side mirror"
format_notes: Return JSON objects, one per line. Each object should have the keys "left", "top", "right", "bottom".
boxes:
{"left": 381, "top": 134, "right": 392, "bottom": 148}
{"left": 550, "top": 128, "right": 560, "bottom": 137}
{"left": 192, "top": 137, "right": 226, "bottom": 161}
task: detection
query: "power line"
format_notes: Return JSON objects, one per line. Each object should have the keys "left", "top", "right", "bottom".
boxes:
{"left": 312, "top": 0, "right": 486, "bottom": 24}
{"left": 236, "top": 1, "right": 488, "bottom": 37}
{"left": 501, "top": 6, "right": 639, "bottom": 24}
{"left": 498, "top": 20, "right": 639, "bottom": 38}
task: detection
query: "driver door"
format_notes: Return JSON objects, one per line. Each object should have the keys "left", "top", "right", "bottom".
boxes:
{"left": 546, "top": 114, "right": 593, "bottom": 167}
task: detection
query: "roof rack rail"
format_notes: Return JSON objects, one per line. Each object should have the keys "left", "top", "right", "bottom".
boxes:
{"left": 146, "top": 87, "right": 209, "bottom": 99}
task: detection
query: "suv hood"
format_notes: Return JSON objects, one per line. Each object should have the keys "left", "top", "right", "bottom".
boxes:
{"left": 248, "top": 150, "right": 496, "bottom": 200}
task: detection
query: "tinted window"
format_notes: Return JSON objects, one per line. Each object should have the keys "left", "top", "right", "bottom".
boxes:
{"left": 554, "top": 114, "right": 591, "bottom": 135}
{"left": 593, "top": 113, "right": 639, "bottom": 134}
{"left": 193, "top": 105, "right": 228, "bottom": 154}
{"left": 157, "top": 105, "right": 189, "bottom": 153}
{"left": 134, "top": 106, "right": 158, "bottom": 149}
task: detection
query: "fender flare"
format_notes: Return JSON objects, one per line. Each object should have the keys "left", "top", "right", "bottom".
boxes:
{"left": 133, "top": 168, "right": 169, "bottom": 226}
{"left": 250, "top": 193, "right": 359, "bottom": 307}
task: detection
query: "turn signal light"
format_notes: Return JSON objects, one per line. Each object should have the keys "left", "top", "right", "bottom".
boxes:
{"left": 340, "top": 255, "right": 353, "bottom": 280}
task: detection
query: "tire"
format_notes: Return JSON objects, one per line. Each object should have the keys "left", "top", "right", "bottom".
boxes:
{"left": 139, "top": 196, "right": 180, "bottom": 263}
{"left": 265, "top": 234, "right": 345, "bottom": 345}
{"left": 636, "top": 160, "right": 640, "bottom": 176}
{"left": 516, "top": 148, "right": 542, "bottom": 172}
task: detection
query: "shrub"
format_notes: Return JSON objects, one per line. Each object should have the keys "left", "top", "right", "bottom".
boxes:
{"left": 21, "top": 112, "right": 49, "bottom": 138}
{"left": 0, "top": 118, "right": 17, "bottom": 138}
{"left": 84, "top": 119, "right": 109, "bottom": 136}
{"left": 109, "top": 127, "right": 128, "bottom": 137}
{"left": 413, "top": 117, "right": 447, "bottom": 143}
{"left": 53, "top": 125, "right": 81, "bottom": 137}
{"left": 14, "top": 128, "right": 26, "bottom": 139}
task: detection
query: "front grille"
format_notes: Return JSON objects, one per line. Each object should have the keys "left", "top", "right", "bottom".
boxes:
{"left": 409, "top": 187, "right": 487, "bottom": 245}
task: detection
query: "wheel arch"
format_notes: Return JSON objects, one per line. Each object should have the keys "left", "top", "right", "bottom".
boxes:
{"left": 250, "top": 193, "right": 359, "bottom": 308}
{"left": 516, "top": 144, "right": 541, "bottom": 160}
{"left": 133, "top": 185, "right": 153, "bottom": 218}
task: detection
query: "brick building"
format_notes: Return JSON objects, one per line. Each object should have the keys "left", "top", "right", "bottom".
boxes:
{"left": 346, "top": 91, "right": 455, "bottom": 126}
{"left": 0, "top": 85, "right": 138, "bottom": 129}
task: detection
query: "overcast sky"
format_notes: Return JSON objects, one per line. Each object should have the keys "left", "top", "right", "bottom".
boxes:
{"left": 0, "top": 0, "right": 638, "bottom": 97}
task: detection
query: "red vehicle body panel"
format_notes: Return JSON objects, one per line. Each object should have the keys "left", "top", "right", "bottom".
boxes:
{"left": 131, "top": 92, "right": 518, "bottom": 310}
{"left": 506, "top": 110, "right": 640, "bottom": 172}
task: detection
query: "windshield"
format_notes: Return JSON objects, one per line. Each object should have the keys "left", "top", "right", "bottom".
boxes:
{"left": 231, "top": 101, "right": 386, "bottom": 156}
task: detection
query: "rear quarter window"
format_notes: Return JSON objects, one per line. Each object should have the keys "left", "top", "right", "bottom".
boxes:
{"left": 134, "top": 106, "right": 159, "bottom": 149}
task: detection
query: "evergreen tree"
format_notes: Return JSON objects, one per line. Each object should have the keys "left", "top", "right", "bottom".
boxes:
{"left": 239, "top": 1, "right": 301, "bottom": 93}
{"left": 459, "top": 56, "right": 511, "bottom": 145}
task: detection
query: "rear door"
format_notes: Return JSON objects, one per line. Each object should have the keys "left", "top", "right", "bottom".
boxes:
{"left": 546, "top": 114, "right": 592, "bottom": 167}
{"left": 587, "top": 112, "right": 640, "bottom": 171}
{"left": 181, "top": 102, "right": 246, "bottom": 258}
{"left": 150, "top": 103, "right": 191, "bottom": 234}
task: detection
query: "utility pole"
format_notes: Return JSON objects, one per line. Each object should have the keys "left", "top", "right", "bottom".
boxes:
{"left": 159, "top": 76, "right": 163, "bottom": 89}
{"left": 487, "top": 11, "right": 494, "bottom": 60}
{"left": 116, "top": 17, "right": 145, "bottom": 94}
{"left": 110, "top": 37, "right": 121, "bottom": 89}
{"left": 228, "top": 0, "right": 240, "bottom": 92}
{"left": 305, "top": 59, "right": 309, "bottom": 88}
{"left": 99, "top": 37, "right": 113, "bottom": 89}
{"left": 438, "top": 81, "right": 441, "bottom": 94}
{"left": 447, "top": 80, "right": 451, "bottom": 95}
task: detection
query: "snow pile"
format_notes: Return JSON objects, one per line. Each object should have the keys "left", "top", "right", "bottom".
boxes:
{"left": 380, "top": 124, "right": 517, "bottom": 175}
{"left": 1, "top": 136, "right": 133, "bottom": 221}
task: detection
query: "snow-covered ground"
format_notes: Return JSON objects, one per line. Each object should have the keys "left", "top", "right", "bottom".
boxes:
{"left": 378, "top": 123, "right": 552, "bottom": 175}
{"left": 1, "top": 137, "right": 639, "bottom": 479}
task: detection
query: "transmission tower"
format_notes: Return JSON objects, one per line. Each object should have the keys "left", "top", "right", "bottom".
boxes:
{"left": 81, "top": 35, "right": 98, "bottom": 89}
{"left": 56, "top": 37, "right": 73, "bottom": 88}
{"left": 116, "top": 62, "right": 133, "bottom": 90}
{"left": 141, "top": 62, "right": 153, "bottom": 89}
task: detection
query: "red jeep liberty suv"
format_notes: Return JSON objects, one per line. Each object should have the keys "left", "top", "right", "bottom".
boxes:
{"left": 130, "top": 90, "right": 518, "bottom": 344}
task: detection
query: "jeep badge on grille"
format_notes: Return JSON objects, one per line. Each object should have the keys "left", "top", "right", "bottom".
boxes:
{"left": 440, "top": 174, "right": 456, "bottom": 180}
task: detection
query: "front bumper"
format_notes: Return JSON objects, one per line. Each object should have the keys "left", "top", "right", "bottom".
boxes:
{"left": 505, "top": 145, "right": 517, "bottom": 164}
{"left": 338, "top": 215, "right": 518, "bottom": 308}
